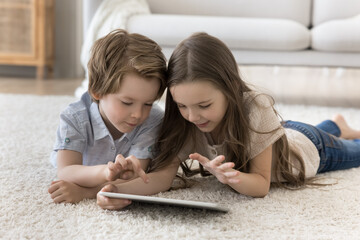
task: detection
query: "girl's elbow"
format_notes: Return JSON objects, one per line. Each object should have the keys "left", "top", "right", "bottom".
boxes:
{"left": 256, "top": 186, "right": 270, "bottom": 198}
{"left": 249, "top": 184, "right": 270, "bottom": 198}
{"left": 255, "top": 191, "right": 269, "bottom": 198}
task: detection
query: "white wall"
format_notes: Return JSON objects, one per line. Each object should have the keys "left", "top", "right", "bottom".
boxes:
{"left": 0, "top": 0, "right": 84, "bottom": 79}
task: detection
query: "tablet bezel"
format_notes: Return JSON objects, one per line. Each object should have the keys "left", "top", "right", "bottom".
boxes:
{"left": 99, "top": 192, "right": 229, "bottom": 212}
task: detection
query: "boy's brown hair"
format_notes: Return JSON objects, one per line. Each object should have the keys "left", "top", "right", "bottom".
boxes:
{"left": 87, "top": 29, "right": 167, "bottom": 102}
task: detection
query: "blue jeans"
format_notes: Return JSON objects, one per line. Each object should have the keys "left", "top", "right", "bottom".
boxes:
{"left": 282, "top": 120, "right": 360, "bottom": 173}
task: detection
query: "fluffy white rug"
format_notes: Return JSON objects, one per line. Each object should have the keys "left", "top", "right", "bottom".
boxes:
{"left": 1, "top": 93, "right": 360, "bottom": 239}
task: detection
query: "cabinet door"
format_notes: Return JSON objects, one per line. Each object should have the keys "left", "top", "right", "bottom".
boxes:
{"left": 0, "top": 0, "right": 35, "bottom": 59}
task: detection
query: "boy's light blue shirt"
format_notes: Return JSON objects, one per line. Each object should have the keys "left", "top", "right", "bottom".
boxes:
{"left": 50, "top": 92, "right": 163, "bottom": 167}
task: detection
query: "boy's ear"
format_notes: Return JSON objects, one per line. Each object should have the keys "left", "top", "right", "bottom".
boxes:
{"left": 90, "top": 91, "right": 101, "bottom": 100}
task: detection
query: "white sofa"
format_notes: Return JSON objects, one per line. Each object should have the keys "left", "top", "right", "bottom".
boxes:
{"left": 83, "top": 0, "right": 360, "bottom": 68}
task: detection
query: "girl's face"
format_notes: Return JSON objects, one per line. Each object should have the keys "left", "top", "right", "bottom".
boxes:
{"left": 170, "top": 80, "right": 228, "bottom": 133}
{"left": 97, "top": 72, "right": 160, "bottom": 139}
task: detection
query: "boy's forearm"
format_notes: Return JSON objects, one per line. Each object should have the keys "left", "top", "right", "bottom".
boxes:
{"left": 57, "top": 164, "right": 107, "bottom": 187}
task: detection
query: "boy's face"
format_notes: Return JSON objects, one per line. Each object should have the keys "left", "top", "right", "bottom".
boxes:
{"left": 97, "top": 72, "right": 160, "bottom": 139}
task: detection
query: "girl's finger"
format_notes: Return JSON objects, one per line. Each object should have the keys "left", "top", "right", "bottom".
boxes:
{"left": 189, "top": 153, "right": 209, "bottom": 164}
{"left": 223, "top": 171, "right": 240, "bottom": 178}
{"left": 228, "top": 178, "right": 241, "bottom": 184}
{"left": 218, "top": 162, "right": 235, "bottom": 170}
{"left": 211, "top": 155, "right": 226, "bottom": 166}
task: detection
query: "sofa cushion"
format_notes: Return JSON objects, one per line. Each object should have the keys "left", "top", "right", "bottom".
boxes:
{"left": 147, "top": 0, "right": 311, "bottom": 27}
{"left": 312, "top": 0, "right": 360, "bottom": 26}
{"left": 128, "top": 14, "right": 310, "bottom": 51}
{"left": 312, "top": 15, "right": 360, "bottom": 52}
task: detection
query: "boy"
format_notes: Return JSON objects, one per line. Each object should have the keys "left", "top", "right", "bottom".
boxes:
{"left": 48, "top": 29, "right": 168, "bottom": 204}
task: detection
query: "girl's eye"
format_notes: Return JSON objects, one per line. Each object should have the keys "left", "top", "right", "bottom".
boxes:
{"left": 122, "top": 101, "right": 132, "bottom": 106}
{"left": 177, "top": 104, "right": 185, "bottom": 108}
{"left": 199, "top": 104, "right": 211, "bottom": 109}
{"left": 145, "top": 103, "right": 153, "bottom": 107}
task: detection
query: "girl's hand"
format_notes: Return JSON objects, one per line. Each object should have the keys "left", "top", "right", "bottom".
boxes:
{"left": 97, "top": 184, "right": 132, "bottom": 210}
{"left": 189, "top": 153, "right": 241, "bottom": 184}
{"left": 105, "top": 154, "right": 149, "bottom": 183}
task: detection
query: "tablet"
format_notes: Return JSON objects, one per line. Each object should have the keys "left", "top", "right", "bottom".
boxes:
{"left": 99, "top": 192, "right": 229, "bottom": 212}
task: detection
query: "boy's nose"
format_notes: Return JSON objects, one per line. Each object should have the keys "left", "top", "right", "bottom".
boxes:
{"left": 131, "top": 107, "right": 143, "bottom": 119}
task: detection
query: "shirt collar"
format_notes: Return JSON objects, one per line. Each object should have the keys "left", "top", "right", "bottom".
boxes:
{"left": 89, "top": 102, "right": 129, "bottom": 142}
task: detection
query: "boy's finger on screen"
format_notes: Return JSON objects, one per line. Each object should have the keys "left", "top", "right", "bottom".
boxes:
{"left": 115, "top": 154, "right": 125, "bottom": 163}
{"left": 121, "top": 170, "right": 134, "bottom": 180}
{"left": 138, "top": 170, "right": 149, "bottom": 183}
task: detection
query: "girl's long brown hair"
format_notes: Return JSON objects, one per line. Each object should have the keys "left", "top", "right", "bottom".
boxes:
{"left": 149, "top": 32, "right": 308, "bottom": 188}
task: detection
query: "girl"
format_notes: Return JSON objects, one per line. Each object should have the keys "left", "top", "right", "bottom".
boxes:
{"left": 149, "top": 32, "right": 360, "bottom": 198}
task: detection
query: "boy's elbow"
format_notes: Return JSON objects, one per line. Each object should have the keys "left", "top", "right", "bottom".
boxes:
{"left": 160, "top": 179, "right": 174, "bottom": 192}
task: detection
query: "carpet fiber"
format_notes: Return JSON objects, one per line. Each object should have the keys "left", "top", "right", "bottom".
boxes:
{"left": 1, "top": 94, "right": 360, "bottom": 239}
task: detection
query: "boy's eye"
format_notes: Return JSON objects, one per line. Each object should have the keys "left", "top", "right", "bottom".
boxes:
{"left": 145, "top": 103, "right": 153, "bottom": 107}
{"left": 122, "top": 101, "right": 132, "bottom": 106}
{"left": 199, "top": 104, "right": 211, "bottom": 109}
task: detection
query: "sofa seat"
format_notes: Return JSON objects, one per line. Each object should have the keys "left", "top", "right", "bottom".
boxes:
{"left": 312, "top": 15, "right": 360, "bottom": 52}
{"left": 128, "top": 14, "right": 310, "bottom": 51}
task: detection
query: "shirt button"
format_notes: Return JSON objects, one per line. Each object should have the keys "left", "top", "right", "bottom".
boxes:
{"left": 211, "top": 149, "right": 217, "bottom": 155}
{"left": 111, "top": 147, "right": 115, "bottom": 151}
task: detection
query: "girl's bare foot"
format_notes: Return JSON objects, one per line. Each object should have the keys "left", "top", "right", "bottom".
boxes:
{"left": 332, "top": 114, "right": 360, "bottom": 139}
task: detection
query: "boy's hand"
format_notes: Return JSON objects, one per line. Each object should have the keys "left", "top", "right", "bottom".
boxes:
{"left": 190, "top": 153, "right": 241, "bottom": 184}
{"left": 105, "top": 154, "right": 149, "bottom": 183}
{"left": 48, "top": 180, "right": 88, "bottom": 203}
{"left": 97, "top": 184, "right": 132, "bottom": 210}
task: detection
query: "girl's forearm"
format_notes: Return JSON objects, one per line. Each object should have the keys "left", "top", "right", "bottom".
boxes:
{"left": 57, "top": 164, "right": 107, "bottom": 187}
{"left": 228, "top": 172, "right": 270, "bottom": 197}
{"left": 113, "top": 162, "right": 179, "bottom": 196}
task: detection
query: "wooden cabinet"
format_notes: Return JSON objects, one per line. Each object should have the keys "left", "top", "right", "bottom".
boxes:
{"left": 0, "top": 0, "right": 54, "bottom": 79}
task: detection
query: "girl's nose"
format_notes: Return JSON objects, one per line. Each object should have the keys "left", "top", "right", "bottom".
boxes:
{"left": 188, "top": 109, "right": 200, "bottom": 122}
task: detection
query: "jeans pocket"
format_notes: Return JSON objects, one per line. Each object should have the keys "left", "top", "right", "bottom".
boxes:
{"left": 324, "top": 134, "right": 342, "bottom": 149}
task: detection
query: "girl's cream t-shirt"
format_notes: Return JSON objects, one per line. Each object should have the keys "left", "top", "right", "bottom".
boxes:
{"left": 178, "top": 91, "right": 320, "bottom": 181}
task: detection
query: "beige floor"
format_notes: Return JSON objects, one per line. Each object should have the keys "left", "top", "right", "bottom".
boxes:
{"left": 0, "top": 77, "right": 83, "bottom": 96}
{"left": 0, "top": 65, "right": 359, "bottom": 107}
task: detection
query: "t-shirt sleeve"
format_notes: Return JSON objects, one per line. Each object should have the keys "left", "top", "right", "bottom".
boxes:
{"left": 247, "top": 94, "right": 284, "bottom": 159}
